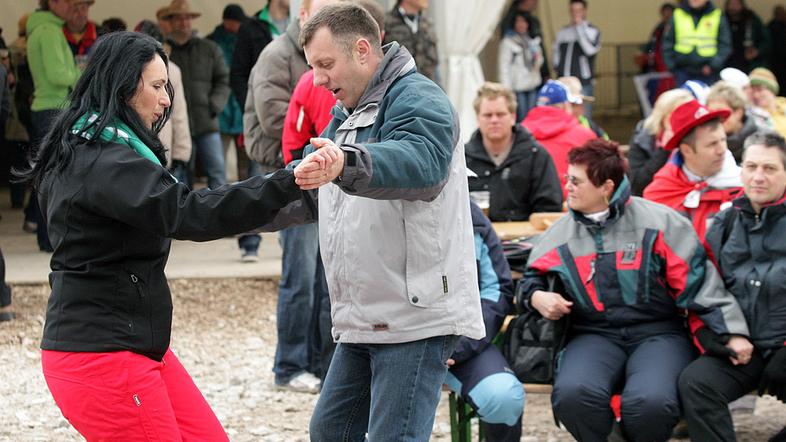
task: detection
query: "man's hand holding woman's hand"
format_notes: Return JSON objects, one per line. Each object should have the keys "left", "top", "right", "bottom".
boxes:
{"left": 293, "top": 138, "right": 345, "bottom": 190}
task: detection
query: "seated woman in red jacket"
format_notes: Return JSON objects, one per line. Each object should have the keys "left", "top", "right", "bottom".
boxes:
{"left": 18, "top": 32, "right": 313, "bottom": 441}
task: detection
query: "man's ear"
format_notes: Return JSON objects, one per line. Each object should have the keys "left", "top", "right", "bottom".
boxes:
{"left": 355, "top": 37, "right": 371, "bottom": 63}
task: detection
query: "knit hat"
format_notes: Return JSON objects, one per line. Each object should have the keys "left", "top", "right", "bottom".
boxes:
{"left": 749, "top": 67, "right": 779, "bottom": 95}
{"left": 222, "top": 4, "right": 246, "bottom": 21}
{"left": 665, "top": 100, "right": 730, "bottom": 150}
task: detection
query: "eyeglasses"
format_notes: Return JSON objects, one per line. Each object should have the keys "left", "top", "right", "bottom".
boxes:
{"left": 564, "top": 174, "right": 586, "bottom": 187}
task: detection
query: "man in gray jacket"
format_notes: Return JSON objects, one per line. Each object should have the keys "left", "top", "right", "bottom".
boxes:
{"left": 289, "top": 4, "right": 485, "bottom": 439}
{"left": 165, "top": 0, "right": 230, "bottom": 189}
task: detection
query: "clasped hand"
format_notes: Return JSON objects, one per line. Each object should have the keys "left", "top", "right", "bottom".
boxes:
{"left": 293, "top": 138, "right": 345, "bottom": 190}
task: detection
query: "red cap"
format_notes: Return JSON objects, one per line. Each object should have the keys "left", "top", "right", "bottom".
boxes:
{"left": 664, "top": 100, "right": 730, "bottom": 150}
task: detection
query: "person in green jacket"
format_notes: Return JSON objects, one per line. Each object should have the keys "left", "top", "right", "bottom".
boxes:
{"left": 26, "top": 0, "right": 80, "bottom": 253}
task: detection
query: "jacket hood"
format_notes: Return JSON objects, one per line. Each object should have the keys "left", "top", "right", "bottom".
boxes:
{"left": 26, "top": 10, "right": 64, "bottom": 35}
{"left": 570, "top": 176, "right": 632, "bottom": 227}
{"left": 522, "top": 106, "right": 582, "bottom": 140}
{"left": 285, "top": 19, "right": 302, "bottom": 52}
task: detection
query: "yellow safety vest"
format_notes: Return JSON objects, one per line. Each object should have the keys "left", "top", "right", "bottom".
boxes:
{"left": 673, "top": 8, "right": 721, "bottom": 57}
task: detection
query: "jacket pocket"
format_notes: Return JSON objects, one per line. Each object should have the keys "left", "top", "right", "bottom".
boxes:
{"left": 124, "top": 271, "right": 148, "bottom": 335}
{"left": 403, "top": 199, "right": 447, "bottom": 310}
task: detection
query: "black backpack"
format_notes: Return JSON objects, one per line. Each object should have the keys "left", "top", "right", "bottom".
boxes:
{"left": 502, "top": 275, "right": 569, "bottom": 385}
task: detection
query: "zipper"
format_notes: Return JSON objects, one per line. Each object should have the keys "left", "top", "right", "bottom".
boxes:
{"left": 585, "top": 260, "right": 596, "bottom": 284}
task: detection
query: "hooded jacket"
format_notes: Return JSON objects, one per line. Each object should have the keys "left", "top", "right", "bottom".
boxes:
{"left": 707, "top": 194, "right": 786, "bottom": 352}
{"left": 465, "top": 124, "right": 563, "bottom": 221}
{"left": 521, "top": 105, "right": 596, "bottom": 196}
{"left": 643, "top": 149, "right": 742, "bottom": 240}
{"left": 281, "top": 70, "right": 335, "bottom": 165}
{"left": 268, "top": 43, "right": 485, "bottom": 344}
{"left": 26, "top": 11, "right": 80, "bottom": 112}
{"left": 520, "top": 177, "right": 748, "bottom": 337}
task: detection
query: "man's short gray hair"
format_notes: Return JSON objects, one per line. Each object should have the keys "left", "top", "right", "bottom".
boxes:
{"left": 743, "top": 130, "right": 786, "bottom": 168}
{"left": 300, "top": 3, "right": 382, "bottom": 56}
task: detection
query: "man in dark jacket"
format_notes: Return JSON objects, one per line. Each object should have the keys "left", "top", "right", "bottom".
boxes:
{"left": 663, "top": 0, "right": 732, "bottom": 85}
{"left": 165, "top": 0, "right": 230, "bottom": 189}
{"left": 465, "top": 82, "right": 562, "bottom": 221}
{"left": 679, "top": 130, "right": 786, "bottom": 442}
{"left": 230, "top": 0, "right": 289, "bottom": 108}
{"left": 382, "top": 0, "right": 439, "bottom": 83}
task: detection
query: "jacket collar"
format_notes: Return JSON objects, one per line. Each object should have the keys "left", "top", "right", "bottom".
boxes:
{"left": 733, "top": 191, "right": 786, "bottom": 221}
{"left": 465, "top": 125, "right": 538, "bottom": 167}
{"left": 570, "top": 176, "right": 632, "bottom": 227}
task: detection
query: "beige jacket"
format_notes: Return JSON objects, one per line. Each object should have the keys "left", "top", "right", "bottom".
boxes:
{"left": 244, "top": 20, "right": 309, "bottom": 168}
{"left": 160, "top": 62, "right": 191, "bottom": 166}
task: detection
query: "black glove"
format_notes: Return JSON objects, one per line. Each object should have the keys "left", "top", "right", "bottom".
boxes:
{"left": 696, "top": 327, "right": 736, "bottom": 359}
{"left": 759, "top": 347, "right": 786, "bottom": 403}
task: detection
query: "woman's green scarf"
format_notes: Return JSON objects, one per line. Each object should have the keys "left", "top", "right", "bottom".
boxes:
{"left": 71, "top": 112, "right": 163, "bottom": 167}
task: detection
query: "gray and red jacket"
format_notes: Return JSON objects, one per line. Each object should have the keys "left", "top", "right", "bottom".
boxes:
{"left": 520, "top": 177, "right": 748, "bottom": 336}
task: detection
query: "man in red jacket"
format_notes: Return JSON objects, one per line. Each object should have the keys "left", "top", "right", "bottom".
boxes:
{"left": 522, "top": 79, "right": 595, "bottom": 197}
{"left": 644, "top": 99, "right": 742, "bottom": 240}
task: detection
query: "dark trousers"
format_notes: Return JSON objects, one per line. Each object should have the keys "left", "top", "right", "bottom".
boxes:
{"left": 679, "top": 352, "right": 767, "bottom": 442}
{"left": 30, "top": 109, "right": 60, "bottom": 252}
{"left": 552, "top": 329, "right": 694, "bottom": 442}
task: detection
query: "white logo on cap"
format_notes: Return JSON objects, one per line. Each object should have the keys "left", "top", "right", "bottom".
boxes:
{"left": 694, "top": 107, "right": 709, "bottom": 119}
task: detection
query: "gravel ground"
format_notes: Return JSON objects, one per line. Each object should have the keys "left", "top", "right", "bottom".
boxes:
{"left": 1, "top": 279, "right": 784, "bottom": 441}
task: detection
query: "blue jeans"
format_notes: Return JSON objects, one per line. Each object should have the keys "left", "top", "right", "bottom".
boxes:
{"left": 190, "top": 132, "right": 226, "bottom": 189}
{"left": 515, "top": 90, "right": 538, "bottom": 122}
{"left": 274, "top": 222, "right": 322, "bottom": 382}
{"left": 310, "top": 335, "right": 459, "bottom": 441}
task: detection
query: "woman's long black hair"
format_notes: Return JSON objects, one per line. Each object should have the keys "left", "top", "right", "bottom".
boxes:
{"left": 19, "top": 31, "right": 174, "bottom": 188}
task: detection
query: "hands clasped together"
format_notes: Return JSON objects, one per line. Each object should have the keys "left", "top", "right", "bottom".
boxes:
{"left": 294, "top": 138, "right": 345, "bottom": 190}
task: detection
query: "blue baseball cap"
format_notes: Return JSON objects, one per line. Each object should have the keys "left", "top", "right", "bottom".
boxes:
{"left": 537, "top": 80, "right": 575, "bottom": 106}
{"left": 680, "top": 80, "right": 710, "bottom": 105}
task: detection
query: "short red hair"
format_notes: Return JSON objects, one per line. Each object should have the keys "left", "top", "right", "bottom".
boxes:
{"left": 568, "top": 139, "right": 627, "bottom": 191}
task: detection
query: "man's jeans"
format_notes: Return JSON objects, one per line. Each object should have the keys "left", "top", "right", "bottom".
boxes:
{"left": 190, "top": 132, "right": 227, "bottom": 189}
{"left": 309, "top": 335, "right": 458, "bottom": 442}
{"left": 274, "top": 222, "right": 323, "bottom": 383}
